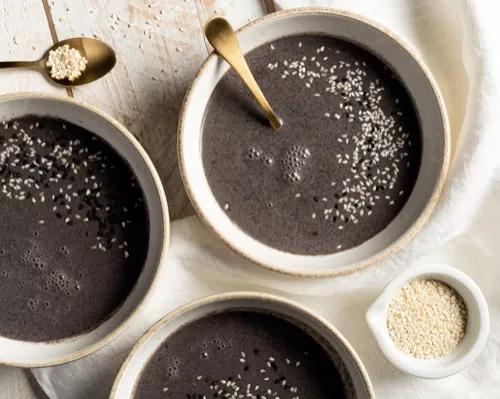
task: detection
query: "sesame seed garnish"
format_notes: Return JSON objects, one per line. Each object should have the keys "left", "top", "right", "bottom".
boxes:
{"left": 201, "top": 36, "right": 418, "bottom": 257}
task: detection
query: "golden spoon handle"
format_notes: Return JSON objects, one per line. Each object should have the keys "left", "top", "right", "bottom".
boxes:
{"left": 205, "top": 16, "right": 282, "bottom": 131}
{"left": 0, "top": 61, "right": 40, "bottom": 69}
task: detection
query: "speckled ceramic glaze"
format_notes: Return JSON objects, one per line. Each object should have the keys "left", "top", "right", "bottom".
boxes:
{"left": 0, "top": 93, "right": 169, "bottom": 367}
{"left": 178, "top": 8, "right": 450, "bottom": 277}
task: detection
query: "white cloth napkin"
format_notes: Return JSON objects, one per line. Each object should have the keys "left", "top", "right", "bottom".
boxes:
{"left": 32, "top": 0, "right": 500, "bottom": 397}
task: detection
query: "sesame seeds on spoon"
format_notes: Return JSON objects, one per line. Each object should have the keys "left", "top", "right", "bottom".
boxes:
{"left": 0, "top": 38, "right": 116, "bottom": 87}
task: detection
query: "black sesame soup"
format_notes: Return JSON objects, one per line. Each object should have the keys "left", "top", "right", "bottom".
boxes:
{"left": 0, "top": 116, "right": 148, "bottom": 341}
{"left": 134, "top": 311, "right": 350, "bottom": 398}
{"left": 202, "top": 35, "right": 421, "bottom": 255}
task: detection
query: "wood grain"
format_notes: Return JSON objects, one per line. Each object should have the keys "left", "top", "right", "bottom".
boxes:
{"left": 0, "top": 0, "right": 63, "bottom": 95}
{"left": 45, "top": 0, "right": 206, "bottom": 220}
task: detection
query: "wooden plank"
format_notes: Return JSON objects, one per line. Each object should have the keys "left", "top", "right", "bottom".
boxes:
{"left": 48, "top": 0, "right": 268, "bottom": 220}
{"left": 195, "top": 0, "right": 268, "bottom": 31}
{"left": 0, "top": 0, "right": 62, "bottom": 95}
{"left": 194, "top": 0, "right": 268, "bottom": 51}
{"left": 46, "top": 0, "right": 208, "bottom": 220}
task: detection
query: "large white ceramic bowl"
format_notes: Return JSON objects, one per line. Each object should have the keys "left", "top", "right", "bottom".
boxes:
{"left": 178, "top": 8, "right": 450, "bottom": 277}
{"left": 0, "top": 93, "right": 169, "bottom": 367}
{"left": 366, "top": 264, "right": 489, "bottom": 378}
{"left": 111, "top": 292, "right": 374, "bottom": 398}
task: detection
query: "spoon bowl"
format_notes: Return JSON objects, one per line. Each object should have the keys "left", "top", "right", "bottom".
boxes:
{"left": 43, "top": 38, "right": 116, "bottom": 86}
{"left": 0, "top": 38, "right": 116, "bottom": 87}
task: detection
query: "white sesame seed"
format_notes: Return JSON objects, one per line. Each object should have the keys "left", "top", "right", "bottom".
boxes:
{"left": 387, "top": 279, "right": 467, "bottom": 359}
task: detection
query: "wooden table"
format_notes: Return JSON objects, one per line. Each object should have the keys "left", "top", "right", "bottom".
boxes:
{"left": 0, "top": 0, "right": 276, "bottom": 397}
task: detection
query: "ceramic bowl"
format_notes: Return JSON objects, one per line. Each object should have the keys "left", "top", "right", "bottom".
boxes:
{"left": 178, "top": 8, "right": 450, "bottom": 277}
{"left": 110, "top": 292, "right": 375, "bottom": 398}
{"left": 0, "top": 93, "right": 169, "bottom": 367}
{"left": 366, "top": 264, "right": 489, "bottom": 378}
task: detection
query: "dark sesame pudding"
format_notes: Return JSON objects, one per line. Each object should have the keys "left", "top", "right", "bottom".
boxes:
{"left": 0, "top": 116, "right": 148, "bottom": 341}
{"left": 134, "top": 311, "right": 349, "bottom": 398}
{"left": 202, "top": 35, "right": 421, "bottom": 255}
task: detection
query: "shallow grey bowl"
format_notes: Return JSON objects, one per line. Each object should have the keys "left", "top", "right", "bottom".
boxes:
{"left": 0, "top": 93, "right": 169, "bottom": 367}
{"left": 178, "top": 8, "right": 450, "bottom": 277}
{"left": 110, "top": 292, "right": 374, "bottom": 398}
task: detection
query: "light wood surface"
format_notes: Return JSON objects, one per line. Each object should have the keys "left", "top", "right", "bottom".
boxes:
{"left": 0, "top": 1, "right": 273, "bottom": 398}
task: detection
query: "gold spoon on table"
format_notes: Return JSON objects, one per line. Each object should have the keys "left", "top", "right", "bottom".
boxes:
{"left": 205, "top": 16, "right": 283, "bottom": 131}
{"left": 0, "top": 38, "right": 116, "bottom": 87}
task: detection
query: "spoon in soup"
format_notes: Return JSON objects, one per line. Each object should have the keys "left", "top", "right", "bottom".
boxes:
{"left": 205, "top": 16, "right": 283, "bottom": 131}
{"left": 0, "top": 38, "right": 116, "bottom": 87}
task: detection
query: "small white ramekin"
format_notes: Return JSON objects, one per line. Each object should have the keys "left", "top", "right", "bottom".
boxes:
{"left": 366, "top": 264, "right": 489, "bottom": 379}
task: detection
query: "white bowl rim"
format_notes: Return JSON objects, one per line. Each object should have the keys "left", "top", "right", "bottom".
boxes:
{"left": 178, "top": 7, "right": 451, "bottom": 278}
{"left": 0, "top": 92, "right": 170, "bottom": 367}
{"left": 366, "top": 264, "right": 490, "bottom": 379}
{"left": 110, "top": 291, "right": 375, "bottom": 398}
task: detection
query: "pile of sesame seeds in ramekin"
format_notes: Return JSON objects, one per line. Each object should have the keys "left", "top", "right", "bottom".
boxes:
{"left": 366, "top": 264, "right": 489, "bottom": 379}
{"left": 386, "top": 279, "right": 467, "bottom": 359}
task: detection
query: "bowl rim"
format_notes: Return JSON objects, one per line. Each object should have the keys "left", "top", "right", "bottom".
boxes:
{"left": 109, "top": 291, "right": 375, "bottom": 398}
{"left": 365, "top": 264, "right": 490, "bottom": 378}
{"left": 0, "top": 92, "right": 170, "bottom": 368}
{"left": 177, "top": 7, "right": 451, "bottom": 278}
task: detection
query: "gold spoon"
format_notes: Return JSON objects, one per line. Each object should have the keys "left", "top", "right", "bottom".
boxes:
{"left": 0, "top": 38, "right": 116, "bottom": 87}
{"left": 205, "top": 16, "right": 283, "bottom": 130}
